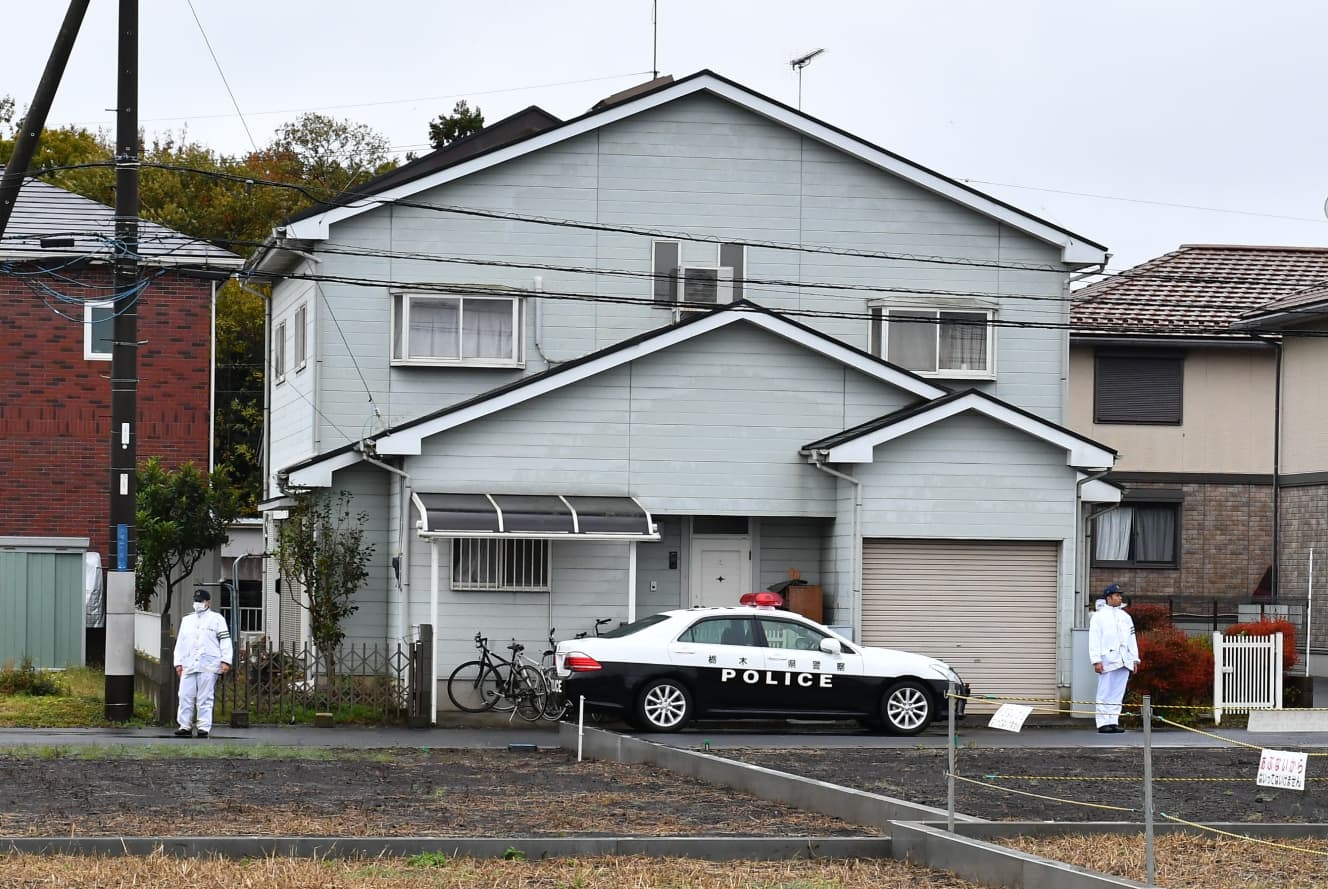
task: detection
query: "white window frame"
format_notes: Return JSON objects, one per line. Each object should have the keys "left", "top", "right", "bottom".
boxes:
{"left": 84, "top": 300, "right": 114, "bottom": 361}
{"left": 652, "top": 240, "right": 745, "bottom": 318}
{"left": 391, "top": 292, "right": 524, "bottom": 368}
{"left": 273, "top": 320, "right": 287, "bottom": 385}
{"left": 451, "top": 538, "right": 550, "bottom": 592}
{"left": 293, "top": 303, "right": 308, "bottom": 372}
{"left": 868, "top": 301, "right": 996, "bottom": 379}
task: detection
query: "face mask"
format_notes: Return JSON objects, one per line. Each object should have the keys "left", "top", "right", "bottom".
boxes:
{"left": 193, "top": 602, "right": 207, "bottom": 614}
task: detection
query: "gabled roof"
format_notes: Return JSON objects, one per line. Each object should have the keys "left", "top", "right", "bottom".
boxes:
{"left": 285, "top": 300, "right": 949, "bottom": 487}
{"left": 801, "top": 388, "right": 1116, "bottom": 470}
{"left": 1072, "top": 244, "right": 1328, "bottom": 340}
{"left": 0, "top": 169, "right": 242, "bottom": 267}
{"left": 1234, "top": 281, "right": 1328, "bottom": 330}
{"left": 256, "top": 70, "right": 1105, "bottom": 269}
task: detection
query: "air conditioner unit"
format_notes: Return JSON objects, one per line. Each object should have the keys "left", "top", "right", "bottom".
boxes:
{"left": 676, "top": 266, "right": 734, "bottom": 312}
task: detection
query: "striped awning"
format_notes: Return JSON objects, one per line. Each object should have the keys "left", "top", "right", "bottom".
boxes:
{"left": 411, "top": 493, "right": 658, "bottom": 541}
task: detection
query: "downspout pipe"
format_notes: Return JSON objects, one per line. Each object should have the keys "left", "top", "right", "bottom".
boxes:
{"left": 354, "top": 447, "right": 413, "bottom": 645}
{"left": 1249, "top": 334, "right": 1282, "bottom": 597}
{"left": 807, "top": 452, "right": 863, "bottom": 640}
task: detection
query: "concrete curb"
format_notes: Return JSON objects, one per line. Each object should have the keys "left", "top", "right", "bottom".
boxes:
{"left": 0, "top": 836, "right": 887, "bottom": 860}
{"left": 559, "top": 722, "right": 979, "bottom": 827}
{"left": 890, "top": 821, "right": 1149, "bottom": 889}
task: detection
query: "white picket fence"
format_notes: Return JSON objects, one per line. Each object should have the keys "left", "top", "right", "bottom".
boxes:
{"left": 1213, "top": 631, "right": 1283, "bottom": 724}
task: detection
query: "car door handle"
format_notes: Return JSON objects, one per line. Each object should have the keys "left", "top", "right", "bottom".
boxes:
{"left": 673, "top": 648, "right": 696, "bottom": 655}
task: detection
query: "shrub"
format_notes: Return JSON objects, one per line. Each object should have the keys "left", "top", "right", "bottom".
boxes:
{"left": 0, "top": 658, "right": 66, "bottom": 697}
{"left": 1126, "top": 626, "right": 1214, "bottom": 723}
{"left": 1223, "top": 618, "right": 1299, "bottom": 672}
{"left": 1125, "top": 602, "right": 1172, "bottom": 634}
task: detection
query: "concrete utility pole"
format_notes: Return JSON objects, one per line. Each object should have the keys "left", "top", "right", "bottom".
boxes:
{"left": 104, "top": 0, "right": 140, "bottom": 722}
{"left": 0, "top": 0, "right": 90, "bottom": 238}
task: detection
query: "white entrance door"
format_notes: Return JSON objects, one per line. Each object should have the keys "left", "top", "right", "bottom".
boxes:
{"left": 689, "top": 535, "right": 751, "bottom": 608}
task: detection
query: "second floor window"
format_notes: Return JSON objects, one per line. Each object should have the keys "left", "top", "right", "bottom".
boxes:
{"left": 869, "top": 305, "right": 994, "bottom": 377}
{"left": 1094, "top": 352, "right": 1183, "bottom": 424}
{"left": 273, "top": 320, "right": 287, "bottom": 383}
{"left": 393, "top": 293, "right": 521, "bottom": 366}
{"left": 294, "top": 303, "right": 308, "bottom": 371}
{"left": 653, "top": 240, "right": 745, "bottom": 310}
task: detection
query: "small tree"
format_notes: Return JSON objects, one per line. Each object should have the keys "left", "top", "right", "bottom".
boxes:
{"left": 135, "top": 458, "right": 242, "bottom": 620}
{"left": 428, "top": 100, "right": 485, "bottom": 149}
{"left": 274, "top": 490, "right": 375, "bottom": 678}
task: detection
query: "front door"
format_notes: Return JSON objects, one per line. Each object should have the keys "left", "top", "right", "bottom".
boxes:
{"left": 689, "top": 534, "right": 751, "bottom": 608}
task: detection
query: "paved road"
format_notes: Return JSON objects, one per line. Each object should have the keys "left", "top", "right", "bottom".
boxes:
{"left": 1, "top": 715, "right": 1325, "bottom": 751}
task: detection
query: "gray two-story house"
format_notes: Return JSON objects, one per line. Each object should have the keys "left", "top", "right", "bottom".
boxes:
{"left": 247, "top": 71, "right": 1116, "bottom": 714}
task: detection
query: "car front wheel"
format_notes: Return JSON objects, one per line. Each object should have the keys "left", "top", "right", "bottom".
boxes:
{"left": 635, "top": 678, "right": 693, "bottom": 732}
{"left": 881, "top": 680, "right": 933, "bottom": 735}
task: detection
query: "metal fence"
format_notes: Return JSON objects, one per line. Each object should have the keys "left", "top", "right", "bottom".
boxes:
{"left": 1127, "top": 595, "right": 1308, "bottom": 641}
{"left": 214, "top": 636, "right": 421, "bottom": 725}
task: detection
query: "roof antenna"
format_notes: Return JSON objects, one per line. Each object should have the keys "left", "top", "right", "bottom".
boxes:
{"left": 652, "top": 0, "right": 659, "bottom": 80}
{"left": 790, "top": 48, "right": 826, "bottom": 110}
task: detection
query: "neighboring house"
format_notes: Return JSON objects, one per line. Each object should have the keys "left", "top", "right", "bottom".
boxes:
{"left": 0, "top": 170, "right": 242, "bottom": 663}
{"left": 1069, "top": 245, "right": 1328, "bottom": 612}
{"left": 247, "top": 71, "right": 1116, "bottom": 711}
{"left": 1234, "top": 280, "right": 1328, "bottom": 646}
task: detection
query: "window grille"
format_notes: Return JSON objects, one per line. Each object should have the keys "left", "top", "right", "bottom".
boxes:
{"left": 451, "top": 538, "right": 550, "bottom": 591}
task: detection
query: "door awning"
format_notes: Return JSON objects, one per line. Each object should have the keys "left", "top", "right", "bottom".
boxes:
{"left": 411, "top": 493, "right": 659, "bottom": 541}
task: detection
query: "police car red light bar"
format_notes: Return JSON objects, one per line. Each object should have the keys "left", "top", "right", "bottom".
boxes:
{"left": 564, "top": 654, "right": 602, "bottom": 672}
{"left": 740, "top": 591, "right": 784, "bottom": 608}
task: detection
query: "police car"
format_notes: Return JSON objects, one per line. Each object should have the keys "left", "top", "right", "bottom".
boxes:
{"left": 555, "top": 597, "right": 967, "bottom": 734}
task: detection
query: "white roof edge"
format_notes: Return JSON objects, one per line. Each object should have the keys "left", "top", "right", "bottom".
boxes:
{"left": 286, "top": 450, "right": 363, "bottom": 488}
{"left": 1079, "top": 477, "right": 1123, "bottom": 504}
{"left": 825, "top": 393, "right": 1116, "bottom": 469}
{"left": 281, "top": 74, "right": 1105, "bottom": 263}
{"left": 375, "top": 309, "right": 946, "bottom": 456}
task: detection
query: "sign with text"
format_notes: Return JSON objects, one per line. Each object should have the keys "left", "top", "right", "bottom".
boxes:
{"left": 988, "top": 703, "right": 1033, "bottom": 733}
{"left": 1257, "top": 749, "right": 1308, "bottom": 790}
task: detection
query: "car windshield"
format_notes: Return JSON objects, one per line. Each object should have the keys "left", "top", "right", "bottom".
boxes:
{"left": 598, "top": 613, "right": 671, "bottom": 638}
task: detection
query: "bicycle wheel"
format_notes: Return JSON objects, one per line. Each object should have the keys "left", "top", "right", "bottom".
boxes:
{"left": 511, "top": 665, "right": 549, "bottom": 722}
{"left": 447, "top": 661, "right": 502, "bottom": 712}
{"left": 541, "top": 666, "right": 567, "bottom": 720}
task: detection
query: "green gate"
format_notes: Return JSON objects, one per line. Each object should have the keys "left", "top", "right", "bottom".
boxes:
{"left": 0, "top": 543, "right": 86, "bottom": 669}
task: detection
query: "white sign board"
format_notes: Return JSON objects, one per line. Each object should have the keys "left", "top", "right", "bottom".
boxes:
{"left": 1257, "top": 749, "right": 1308, "bottom": 791}
{"left": 988, "top": 703, "right": 1034, "bottom": 733}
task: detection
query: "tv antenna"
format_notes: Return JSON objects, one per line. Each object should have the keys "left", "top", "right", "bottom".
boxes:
{"left": 790, "top": 48, "right": 826, "bottom": 110}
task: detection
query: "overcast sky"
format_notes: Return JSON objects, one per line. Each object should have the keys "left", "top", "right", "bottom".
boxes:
{"left": 4, "top": 1, "right": 1327, "bottom": 271}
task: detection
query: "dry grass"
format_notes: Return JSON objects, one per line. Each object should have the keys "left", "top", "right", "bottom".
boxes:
{"left": 1004, "top": 832, "right": 1328, "bottom": 889}
{"left": 0, "top": 851, "right": 985, "bottom": 888}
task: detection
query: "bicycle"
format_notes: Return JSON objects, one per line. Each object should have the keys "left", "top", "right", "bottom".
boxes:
{"left": 574, "top": 617, "right": 614, "bottom": 639}
{"left": 535, "top": 628, "right": 567, "bottom": 721}
{"left": 447, "top": 633, "right": 548, "bottom": 722}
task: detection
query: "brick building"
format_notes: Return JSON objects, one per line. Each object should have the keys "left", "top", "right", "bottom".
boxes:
{"left": 0, "top": 172, "right": 240, "bottom": 647}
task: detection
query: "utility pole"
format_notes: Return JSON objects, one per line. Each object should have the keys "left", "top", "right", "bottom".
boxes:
{"left": 0, "top": 0, "right": 90, "bottom": 238}
{"left": 104, "top": 0, "right": 140, "bottom": 722}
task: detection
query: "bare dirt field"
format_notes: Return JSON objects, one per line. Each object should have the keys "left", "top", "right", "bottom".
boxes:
{"left": 724, "top": 746, "right": 1328, "bottom": 823}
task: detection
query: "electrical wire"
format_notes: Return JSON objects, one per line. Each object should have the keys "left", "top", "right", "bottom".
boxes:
{"left": 185, "top": 0, "right": 259, "bottom": 154}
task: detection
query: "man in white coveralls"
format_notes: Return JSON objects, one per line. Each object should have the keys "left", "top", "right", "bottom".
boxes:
{"left": 173, "top": 588, "right": 232, "bottom": 738}
{"left": 1089, "top": 583, "right": 1140, "bottom": 733}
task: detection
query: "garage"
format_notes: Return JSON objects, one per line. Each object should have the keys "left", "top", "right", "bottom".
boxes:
{"left": 862, "top": 539, "right": 1060, "bottom": 713}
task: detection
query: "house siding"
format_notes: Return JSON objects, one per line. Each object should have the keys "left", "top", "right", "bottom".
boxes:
{"left": 0, "top": 264, "right": 213, "bottom": 562}
{"left": 1280, "top": 484, "right": 1328, "bottom": 648}
{"left": 279, "top": 92, "right": 1071, "bottom": 469}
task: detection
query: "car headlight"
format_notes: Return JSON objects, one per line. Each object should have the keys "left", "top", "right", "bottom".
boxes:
{"left": 929, "top": 661, "right": 963, "bottom": 685}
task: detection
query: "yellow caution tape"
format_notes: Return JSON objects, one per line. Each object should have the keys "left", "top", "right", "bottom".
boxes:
{"left": 1155, "top": 716, "right": 1328, "bottom": 756}
{"left": 946, "top": 772, "right": 1137, "bottom": 813}
{"left": 1160, "top": 813, "right": 1328, "bottom": 856}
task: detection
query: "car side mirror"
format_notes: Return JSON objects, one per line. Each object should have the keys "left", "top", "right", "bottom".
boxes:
{"left": 818, "top": 637, "right": 842, "bottom": 655}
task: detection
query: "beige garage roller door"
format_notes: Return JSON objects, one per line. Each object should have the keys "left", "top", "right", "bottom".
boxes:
{"left": 862, "top": 539, "right": 1059, "bottom": 713}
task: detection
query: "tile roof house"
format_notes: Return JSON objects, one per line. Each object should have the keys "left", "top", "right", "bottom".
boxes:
{"left": 0, "top": 169, "right": 241, "bottom": 665}
{"left": 248, "top": 70, "right": 1119, "bottom": 718}
{"left": 1069, "top": 244, "right": 1328, "bottom": 623}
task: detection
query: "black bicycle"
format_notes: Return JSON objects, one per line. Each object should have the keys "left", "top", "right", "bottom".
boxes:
{"left": 447, "top": 633, "right": 548, "bottom": 722}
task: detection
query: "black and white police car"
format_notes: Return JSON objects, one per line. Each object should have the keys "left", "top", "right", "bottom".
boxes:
{"left": 555, "top": 596, "right": 968, "bottom": 734}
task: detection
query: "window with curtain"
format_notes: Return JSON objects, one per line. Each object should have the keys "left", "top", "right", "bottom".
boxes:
{"left": 393, "top": 293, "right": 521, "bottom": 366}
{"left": 868, "top": 305, "right": 993, "bottom": 377}
{"left": 1092, "top": 503, "right": 1179, "bottom": 566}
{"left": 451, "top": 538, "right": 549, "bottom": 591}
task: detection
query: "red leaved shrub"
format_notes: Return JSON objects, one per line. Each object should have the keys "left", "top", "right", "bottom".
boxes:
{"left": 1126, "top": 626, "right": 1214, "bottom": 721}
{"left": 1223, "top": 618, "right": 1299, "bottom": 672}
{"left": 1124, "top": 602, "right": 1172, "bottom": 634}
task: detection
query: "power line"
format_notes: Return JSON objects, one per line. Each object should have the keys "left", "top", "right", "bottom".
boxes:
{"left": 184, "top": 0, "right": 258, "bottom": 154}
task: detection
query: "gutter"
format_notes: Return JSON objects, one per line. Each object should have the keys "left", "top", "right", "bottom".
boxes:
{"left": 354, "top": 445, "right": 414, "bottom": 645}
{"left": 806, "top": 452, "right": 863, "bottom": 640}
